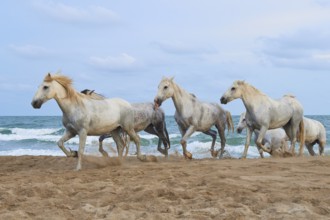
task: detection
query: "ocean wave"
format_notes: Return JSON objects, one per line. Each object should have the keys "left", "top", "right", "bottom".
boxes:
{"left": 0, "top": 128, "right": 12, "bottom": 135}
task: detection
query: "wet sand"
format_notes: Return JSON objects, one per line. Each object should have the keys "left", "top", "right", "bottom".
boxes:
{"left": 0, "top": 155, "right": 329, "bottom": 219}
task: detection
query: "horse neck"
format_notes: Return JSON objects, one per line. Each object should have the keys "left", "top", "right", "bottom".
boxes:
{"left": 171, "top": 82, "right": 192, "bottom": 114}
{"left": 53, "top": 82, "right": 82, "bottom": 115}
{"left": 241, "top": 85, "right": 266, "bottom": 115}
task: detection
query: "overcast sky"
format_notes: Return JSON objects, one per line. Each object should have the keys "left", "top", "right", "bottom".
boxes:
{"left": 1, "top": 0, "right": 330, "bottom": 116}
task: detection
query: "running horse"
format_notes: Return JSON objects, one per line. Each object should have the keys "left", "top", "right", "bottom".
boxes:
{"left": 154, "top": 77, "right": 234, "bottom": 159}
{"left": 236, "top": 112, "right": 289, "bottom": 158}
{"left": 31, "top": 73, "right": 149, "bottom": 170}
{"left": 221, "top": 80, "right": 305, "bottom": 156}
{"left": 81, "top": 89, "right": 171, "bottom": 157}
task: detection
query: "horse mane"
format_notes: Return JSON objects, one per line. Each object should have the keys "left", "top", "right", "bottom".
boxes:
{"left": 283, "top": 94, "right": 296, "bottom": 98}
{"left": 234, "top": 80, "right": 266, "bottom": 96}
{"left": 81, "top": 89, "right": 106, "bottom": 100}
{"left": 44, "top": 73, "right": 82, "bottom": 103}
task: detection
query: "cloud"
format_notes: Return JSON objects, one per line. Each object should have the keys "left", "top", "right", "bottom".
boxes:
{"left": 88, "top": 53, "right": 139, "bottom": 72}
{"left": 32, "top": 0, "right": 119, "bottom": 25}
{"left": 153, "top": 41, "right": 217, "bottom": 55}
{"left": 257, "top": 29, "right": 330, "bottom": 70}
{"left": 9, "top": 44, "right": 52, "bottom": 58}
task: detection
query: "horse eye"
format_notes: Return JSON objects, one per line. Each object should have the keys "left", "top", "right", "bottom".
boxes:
{"left": 231, "top": 87, "right": 236, "bottom": 91}
{"left": 243, "top": 119, "right": 246, "bottom": 122}
{"left": 43, "top": 86, "right": 49, "bottom": 90}
{"left": 164, "top": 86, "right": 168, "bottom": 90}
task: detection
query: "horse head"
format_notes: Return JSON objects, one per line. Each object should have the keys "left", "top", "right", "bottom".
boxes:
{"left": 220, "top": 80, "right": 245, "bottom": 104}
{"left": 31, "top": 73, "right": 75, "bottom": 109}
{"left": 236, "top": 112, "right": 247, "bottom": 134}
{"left": 31, "top": 73, "right": 58, "bottom": 109}
{"left": 154, "top": 76, "right": 175, "bottom": 109}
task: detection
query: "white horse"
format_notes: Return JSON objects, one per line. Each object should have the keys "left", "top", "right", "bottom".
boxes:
{"left": 81, "top": 89, "right": 170, "bottom": 157}
{"left": 237, "top": 112, "right": 289, "bottom": 158}
{"left": 297, "top": 117, "right": 326, "bottom": 156}
{"left": 221, "top": 80, "right": 305, "bottom": 156}
{"left": 154, "top": 77, "right": 234, "bottom": 159}
{"left": 31, "top": 73, "right": 147, "bottom": 170}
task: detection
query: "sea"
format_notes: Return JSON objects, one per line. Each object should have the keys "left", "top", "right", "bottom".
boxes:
{"left": 0, "top": 115, "right": 329, "bottom": 159}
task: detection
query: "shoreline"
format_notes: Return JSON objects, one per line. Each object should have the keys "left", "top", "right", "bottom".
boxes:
{"left": 0, "top": 155, "right": 329, "bottom": 219}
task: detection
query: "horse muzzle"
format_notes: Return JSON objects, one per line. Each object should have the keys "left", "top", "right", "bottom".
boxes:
{"left": 220, "top": 96, "right": 227, "bottom": 104}
{"left": 31, "top": 100, "right": 42, "bottom": 109}
{"left": 153, "top": 98, "right": 163, "bottom": 110}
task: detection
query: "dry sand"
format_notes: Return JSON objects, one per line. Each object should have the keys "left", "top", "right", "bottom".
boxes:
{"left": 0, "top": 155, "right": 329, "bottom": 219}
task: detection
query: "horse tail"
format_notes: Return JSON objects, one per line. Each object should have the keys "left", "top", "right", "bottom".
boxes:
{"left": 298, "top": 119, "right": 305, "bottom": 156}
{"left": 225, "top": 111, "right": 234, "bottom": 133}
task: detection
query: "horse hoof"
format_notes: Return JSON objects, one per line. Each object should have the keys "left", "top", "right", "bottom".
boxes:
{"left": 283, "top": 151, "right": 293, "bottom": 158}
{"left": 184, "top": 152, "right": 192, "bottom": 159}
{"left": 210, "top": 150, "right": 220, "bottom": 158}
{"left": 71, "top": 151, "right": 78, "bottom": 157}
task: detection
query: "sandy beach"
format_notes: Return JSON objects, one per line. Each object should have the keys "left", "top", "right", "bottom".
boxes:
{"left": 0, "top": 155, "right": 329, "bottom": 219}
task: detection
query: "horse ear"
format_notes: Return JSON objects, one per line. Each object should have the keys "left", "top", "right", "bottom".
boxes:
{"left": 237, "top": 80, "right": 244, "bottom": 85}
{"left": 44, "top": 73, "right": 52, "bottom": 81}
{"left": 170, "top": 76, "right": 175, "bottom": 82}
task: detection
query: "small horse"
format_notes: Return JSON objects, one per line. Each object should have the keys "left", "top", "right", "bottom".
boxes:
{"left": 297, "top": 117, "right": 326, "bottom": 156}
{"left": 81, "top": 89, "right": 170, "bottom": 157}
{"left": 221, "top": 80, "right": 305, "bottom": 156}
{"left": 154, "top": 77, "right": 234, "bottom": 159}
{"left": 31, "top": 73, "right": 147, "bottom": 170}
{"left": 237, "top": 112, "right": 289, "bottom": 158}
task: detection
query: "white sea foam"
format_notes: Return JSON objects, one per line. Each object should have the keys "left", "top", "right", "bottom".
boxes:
{"left": 0, "top": 127, "right": 61, "bottom": 141}
{"left": 0, "top": 127, "right": 115, "bottom": 146}
{"left": 0, "top": 149, "right": 65, "bottom": 156}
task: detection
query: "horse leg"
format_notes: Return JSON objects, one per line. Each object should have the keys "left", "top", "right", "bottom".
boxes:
{"left": 163, "top": 120, "right": 170, "bottom": 149}
{"left": 306, "top": 143, "right": 316, "bottom": 156}
{"left": 57, "top": 130, "right": 77, "bottom": 157}
{"left": 215, "top": 123, "right": 226, "bottom": 158}
{"left": 256, "top": 145, "right": 264, "bottom": 158}
{"left": 76, "top": 130, "right": 87, "bottom": 171}
{"left": 152, "top": 120, "right": 171, "bottom": 151}
{"left": 289, "top": 132, "right": 298, "bottom": 156}
{"left": 98, "top": 134, "right": 111, "bottom": 157}
{"left": 158, "top": 138, "right": 168, "bottom": 157}
{"left": 144, "top": 125, "right": 167, "bottom": 156}
{"left": 203, "top": 129, "right": 217, "bottom": 158}
{"left": 283, "top": 124, "right": 295, "bottom": 156}
{"left": 121, "top": 132, "right": 130, "bottom": 157}
{"left": 319, "top": 141, "right": 325, "bottom": 156}
{"left": 125, "top": 129, "right": 143, "bottom": 160}
{"left": 118, "top": 130, "right": 129, "bottom": 157}
{"left": 181, "top": 126, "right": 196, "bottom": 159}
{"left": 241, "top": 127, "right": 253, "bottom": 159}
{"left": 110, "top": 128, "right": 126, "bottom": 159}
{"left": 255, "top": 126, "right": 272, "bottom": 154}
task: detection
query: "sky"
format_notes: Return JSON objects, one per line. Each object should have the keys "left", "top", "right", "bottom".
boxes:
{"left": 1, "top": 0, "right": 330, "bottom": 116}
